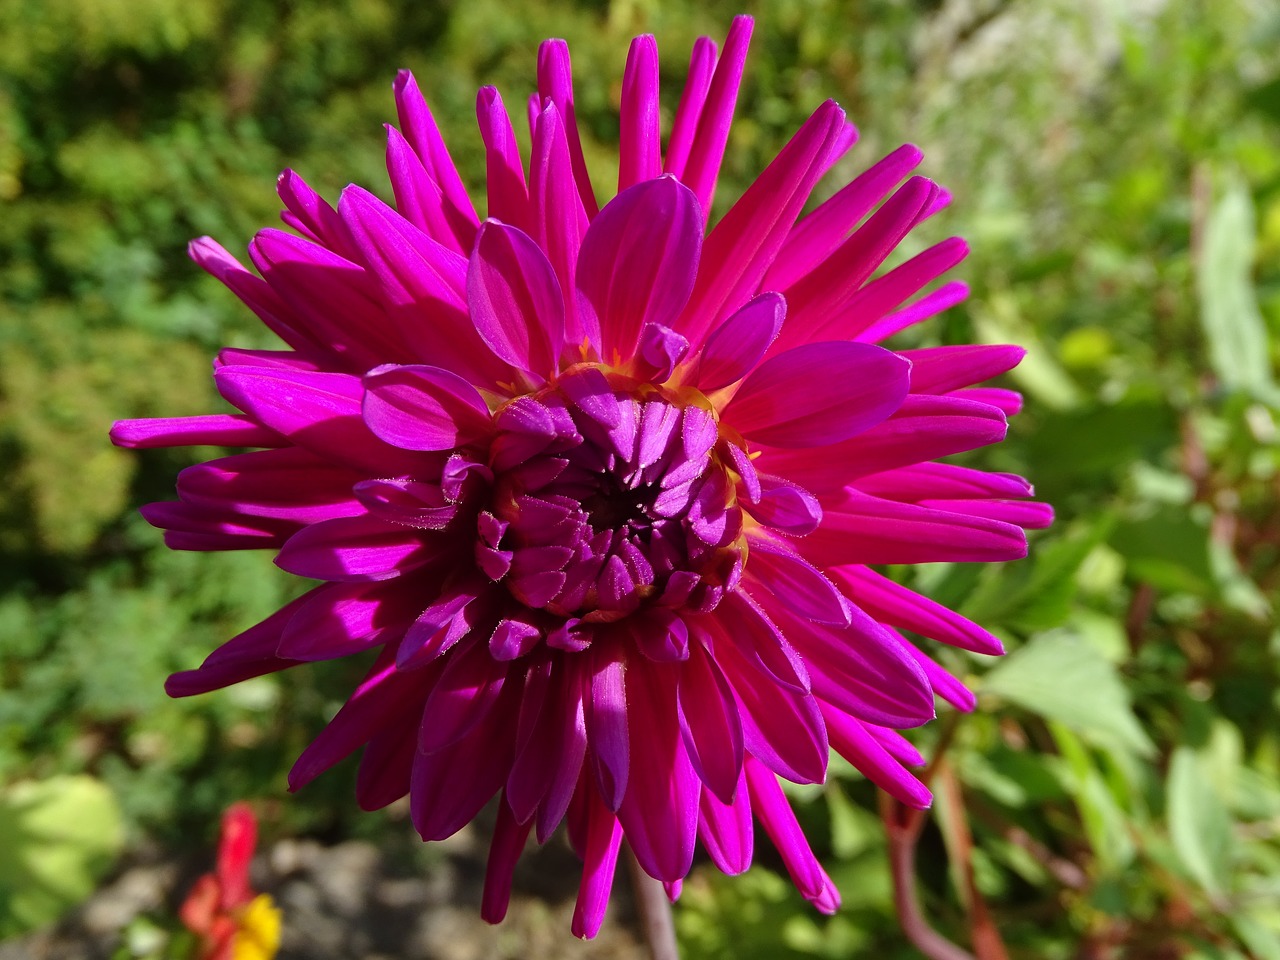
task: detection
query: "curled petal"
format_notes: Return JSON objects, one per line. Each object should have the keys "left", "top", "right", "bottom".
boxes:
{"left": 577, "top": 176, "right": 703, "bottom": 362}
{"left": 275, "top": 514, "right": 441, "bottom": 581}
{"left": 362, "top": 363, "right": 493, "bottom": 451}
{"left": 694, "top": 292, "right": 785, "bottom": 392}
{"left": 468, "top": 220, "right": 565, "bottom": 378}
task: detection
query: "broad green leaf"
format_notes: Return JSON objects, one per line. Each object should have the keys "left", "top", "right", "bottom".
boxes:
{"left": 0, "top": 775, "right": 125, "bottom": 936}
{"left": 982, "top": 631, "right": 1154, "bottom": 757}
{"left": 1167, "top": 746, "right": 1233, "bottom": 898}
{"left": 1196, "top": 173, "right": 1277, "bottom": 399}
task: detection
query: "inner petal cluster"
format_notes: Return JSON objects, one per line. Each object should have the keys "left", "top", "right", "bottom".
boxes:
{"left": 477, "top": 367, "right": 744, "bottom": 622}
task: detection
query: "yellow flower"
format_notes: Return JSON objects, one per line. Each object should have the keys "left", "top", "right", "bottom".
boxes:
{"left": 231, "top": 893, "right": 281, "bottom": 960}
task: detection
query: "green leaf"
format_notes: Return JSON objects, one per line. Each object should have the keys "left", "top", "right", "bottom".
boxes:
{"left": 1052, "top": 723, "right": 1137, "bottom": 873}
{"left": 0, "top": 775, "right": 125, "bottom": 936}
{"left": 1167, "top": 746, "right": 1234, "bottom": 898}
{"left": 981, "top": 631, "right": 1154, "bottom": 757}
{"left": 1233, "top": 913, "right": 1280, "bottom": 960}
{"left": 1196, "top": 172, "right": 1277, "bottom": 400}
{"left": 1111, "top": 506, "right": 1216, "bottom": 596}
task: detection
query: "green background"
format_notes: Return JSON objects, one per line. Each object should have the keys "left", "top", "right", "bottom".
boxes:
{"left": 1, "top": 0, "right": 1278, "bottom": 956}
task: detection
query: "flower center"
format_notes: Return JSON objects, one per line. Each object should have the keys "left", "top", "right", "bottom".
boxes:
{"left": 476, "top": 367, "right": 746, "bottom": 623}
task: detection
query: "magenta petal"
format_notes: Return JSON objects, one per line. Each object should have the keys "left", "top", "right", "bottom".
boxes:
{"left": 571, "top": 786, "right": 624, "bottom": 939}
{"left": 745, "top": 758, "right": 834, "bottom": 906}
{"left": 711, "top": 623, "right": 828, "bottom": 785}
{"left": 335, "top": 187, "right": 512, "bottom": 385}
{"left": 481, "top": 797, "right": 533, "bottom": 924}
{"left": 525, "top": 664, "right": 590, "bottom": 842}
{"left": 397, "top": 583, "right": 481, "bottom": 669}
{"left": 918, "top": 498, "right": 1055, "bottom": 530}
{"left": 249, "top": 229, "right": 404, "bottom": 372}
{"left": 635, "top": 322, "right": 690, "bottom": 383}
{"left": 708, "top": 593, "right": 810, "bottom": 693}
{"left": 110, "top": 414, "right": 281, "bottom": 450}
{"left": 353, "top": 477, "right": 457, "bottom": 530}
{"left": 723, "top": 341, "right": 909, "bottom": 447}
{"left": 419, "top": 640, "right": 511, "bottom": 754}
{"left": 694, "top": 292, "right": 785, "bottom": 391}
{"left": 576, "top": 176, "right": 703, "bottom": 362}
{"left": 362, "top": 363, "right": 492, "bottom": 451}
{"left": 743, "top": 532, "right": 849, "bottom": 625}
{"left": 529, "top": 103, "right": 591, "bottom": 355}
{"left": 898, "top": 636, "right": 977, "bottom": 712}
{"left": 618, "top": 34, "right": 661, "bottom": 191}
{"left": 822, "top": 706, "right": 932, "bottom": 809}
{"left": 955, "top": 386, "right": 1023, "bottom": 416}
{"left": 410, "top": 684, "right": 516, "bottom": 842}
{"left": 628, "top": 608, "right": 690, "bottom": 662}
{"left": 468, "top": 220, "right": 565, "bottom": 378}
{"left": 769, "top": 142, "right": 925, "bottom": 289}
{"left": 804, "top": 489, "right": 1029, "bottom": 566}
{"left": 277, "top": 579, "right": 421, "bottom": 662}
{"left": 831, "top": 565, "right": 1005, "bottom": 656}
{"left": 176, "top": 448, "right": 364, "bottom": 524}
{"left": 586, "top": 649, "right": 629, "bottom": 811}
{"left": 766, "top": 596, "right": 937, "bottom": 728}
{"left": 680, "top": 99, "right": 845, "bottom": 344}
{"left": 384, "top": 124, "right": 463, "bottom": 255}
{"left": 140, "top": 501, "right": 290, "bottom": 550}
{"left": 393, "top": 70, "right": 479, "bottom": 250}
{"left": 277, "top": 169, "right": 353, "bottom": 257}
{"left": 189, "top": 237, "right": 316, "bottom": 358}
{"left": 535, "top": 39, "right": 597, "bottom": 217}
{"left": 214, "top": 365, "right": 427, "bottom": 475}
{"left": 275, "top": 514, "right": 438, "bottom": 581}
{"left": 776, "top": 176, "right": 938, "bottom": 348}
{"left": 616, "top": 662, "right": 699, "bottom": 882}
{"left": 356, "top": 724, "right": 415, "bottom": 812}
{"left": 852, "top": 461, "right": 1034, "bottom": 502}
{"left": 165, "top": 595, "right": 309, "bottom": 697}
{"left": 827, "top": 237, "right": 969, "bottom": 341}
{"left": 289, "top": 648, "right": 439, "bottom": 791}
{"left": 697, "top": 775, "right": 753, "bottom": 874}
{"left": 337, "top": 184, "right": 467, "bottom": 303}
{"left": 757, "top": 393, "right": 1009, "bottom": 491}
{"left": 903, "top": 343, "right": 1026, "bottom": 394}
{"left": 677, "top": 639, "right": 744, "bottom": 803}
{"left": 476, "top": 86, "right": 530, "bottom": 231}
{"left": 744, "top": 474, "right": 822, "bottom": 536}
{"left": 507, "top": 659, "right": 588, "bottom": 837}
{"left": 489, "top": 618, "right": 542, "bottom": 661}
{"left": 680, "top": 15, "right": 753, "bottom": 217}
{"left": 664, "top": 34, "right": 716, "bottom": 175}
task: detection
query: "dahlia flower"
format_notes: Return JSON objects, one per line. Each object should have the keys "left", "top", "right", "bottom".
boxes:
{"left": 113, "top": 16, "right": 1050, "bottom": 936}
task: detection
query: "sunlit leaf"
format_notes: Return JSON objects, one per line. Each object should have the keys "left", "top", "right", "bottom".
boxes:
{"left": 1196, "top": 172, "right": 1277, "bottom": 400}
{"left": 0, "top": 775, "right": 125, "bottom": 936}
{"left": 1167, "top": 747, "right": 1233, "bottom": 898}
{"left": 982, "top": 631, "right": 1154, "bottom": 757}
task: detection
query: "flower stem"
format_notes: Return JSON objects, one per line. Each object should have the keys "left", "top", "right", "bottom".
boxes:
{"left": 624, "top": 844, "right": 679, "bottom": 960}
{"left": 880, "top": 790, "right": 977, "bottom": 960}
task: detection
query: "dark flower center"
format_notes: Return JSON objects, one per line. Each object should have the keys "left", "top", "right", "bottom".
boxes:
{"left": 475, "top": 368, "right": 745, "bottom": 623}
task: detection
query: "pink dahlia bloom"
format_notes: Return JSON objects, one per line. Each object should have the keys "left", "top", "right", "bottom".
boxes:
{"left": 113, "top": 16, "right": 1050, "bottom": 936}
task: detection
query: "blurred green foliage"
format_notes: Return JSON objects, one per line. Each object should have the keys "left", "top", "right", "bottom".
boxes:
{"left": 1, "top": 0, "right": 1278, "bottom": 955}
